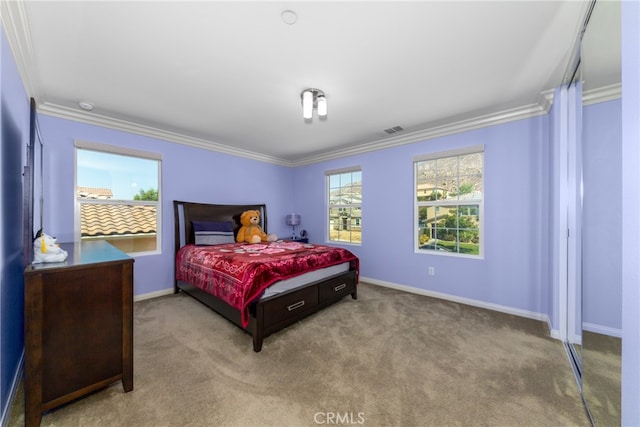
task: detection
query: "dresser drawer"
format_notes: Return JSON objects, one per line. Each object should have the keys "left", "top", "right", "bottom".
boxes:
{"left": 318, "top": 275, "right": 355, "bottom": 303}
{"left": 263, "top": 285, "right": 318, "bottom": 325}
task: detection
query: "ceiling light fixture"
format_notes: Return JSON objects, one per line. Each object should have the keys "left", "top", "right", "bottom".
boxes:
{"left": 300, "top": 88, "right": 327, "bottom": 120}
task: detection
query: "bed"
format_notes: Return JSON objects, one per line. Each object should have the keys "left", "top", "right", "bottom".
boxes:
{"left": 173, "top": 200, "right": 359, "bottom": 352}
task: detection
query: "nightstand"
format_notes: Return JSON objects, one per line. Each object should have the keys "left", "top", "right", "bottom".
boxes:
{"left": 290, "top": 237, "right": 309, "bottom": 243}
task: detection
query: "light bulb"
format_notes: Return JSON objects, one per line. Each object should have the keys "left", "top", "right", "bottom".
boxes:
{"left": 302, "top": 90, "right": 313, "bottom": 119}
{"left": 317, "top": 95, "right": 327, "bottom": 117}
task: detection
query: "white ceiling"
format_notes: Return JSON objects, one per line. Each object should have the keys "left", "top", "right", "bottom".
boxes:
{"left": 3, "top": 1, "right": 614, "bottom": 166}
{"left": 581, "top": 0, "right": 621, "bottom": 94}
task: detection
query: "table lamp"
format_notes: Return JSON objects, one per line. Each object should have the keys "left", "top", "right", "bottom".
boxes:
{"left": 285, "top": 213, "right": 301, "bottom": 239}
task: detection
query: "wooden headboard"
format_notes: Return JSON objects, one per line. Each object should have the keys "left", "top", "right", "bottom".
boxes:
{"left": 173, "top": 201, "right": 267, "bottom": 254}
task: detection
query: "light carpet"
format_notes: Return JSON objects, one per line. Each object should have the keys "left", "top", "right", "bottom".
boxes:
{"left": 8, "top": 282, "right": 590, "bottom": 426}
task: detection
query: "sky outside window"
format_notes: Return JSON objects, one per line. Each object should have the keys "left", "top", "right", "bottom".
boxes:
{"left": 77, "top": 149, "right": 158, "bottom": 200}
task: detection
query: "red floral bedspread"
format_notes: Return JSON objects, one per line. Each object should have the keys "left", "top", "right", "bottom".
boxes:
{"left": 176, "top": 241, "right": 359, "bottom": 327}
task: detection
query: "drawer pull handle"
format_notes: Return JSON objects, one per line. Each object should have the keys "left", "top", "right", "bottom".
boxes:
{"left": 287, "top": 300, "right": 305, "bottom": 311}
{"left": 333, "top": 283, "right": 347, "bottom": 292}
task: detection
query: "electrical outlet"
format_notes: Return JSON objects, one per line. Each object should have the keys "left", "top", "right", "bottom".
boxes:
{"left": 428, "top": 266, "right": 435, "bottom": 276}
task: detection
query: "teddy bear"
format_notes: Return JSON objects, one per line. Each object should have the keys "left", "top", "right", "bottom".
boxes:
{"left": 33, "top": 230, "right": 68, "bottom": 263}
{"left": 236, "top": 210, "right": 277, "bottom": 244}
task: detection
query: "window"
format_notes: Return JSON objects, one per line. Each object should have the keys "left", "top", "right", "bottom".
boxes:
{"left": 414, "top": 146, "right": 483, "bottom": 256}
{"left": 326, "top": 167, "right": 362, "bottom": 244}
{"left": 75, "top": 141, "right": 161, "bottom": 255}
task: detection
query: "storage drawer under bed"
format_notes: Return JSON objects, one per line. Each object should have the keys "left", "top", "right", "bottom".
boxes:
{"left": 262, "top": 285, "right": 319, "bottom": 325}
{"left": 318, "top": 275, "right": 356, "bottom": 303}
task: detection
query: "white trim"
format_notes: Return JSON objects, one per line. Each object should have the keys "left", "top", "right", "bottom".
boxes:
{"left": 0, "top": 0, "right": 42, "bottom": 101}
{"left": 413, "top": 247, "right": 484, "bottom": 260}
{"left": 556, "top": 86, "right": 570, "bottom": 342}
{"left": 23, "top": 82, "right": 550, "bottom": 171}
{"left": 133, "top": 287, "right": 174, "bottom": 302}
{"left": 40, "top": 99, "right": 547, "bottom": 168}
{"left": 548, "top": 317, "right": 562, "bottom": 341}
{"left": 324, "top": 165, "right": 362, "bottom": 176}
{"left": 75, "top": 139, "right": 162, "bottom": 161}
{"left": 582, "top": 83, "right": 622, "bottom": 106}
{"left": 296, "top": 102, "right": 548, "bottom": 166}
{"left": 413, "top": 144, "right": 484, "bottom": 163}
{"left": 127, "top": 281, "right": 581, "bottom": 341}
{"left": 567, "top": 82, "right": 582, "bottom": 348}
{"left": 361, "top": 277, "right": 549, "bottom": 323}
{"left": 1, "top": 350, "right": 24, "bottom": 427}
{"left": 538, "top": 89, "right": 555, "bottom": 113}
{"left": 39, "top": 102, "right": 291, "bottom": 166}
{"left": 582, "top": 322, "right": 623, "bottom": 339}
{"left": 22, "top": 71, "right": 618, "bottom": 172}
{"left": 37, "top": 79, "right": 617, "bottom": 168}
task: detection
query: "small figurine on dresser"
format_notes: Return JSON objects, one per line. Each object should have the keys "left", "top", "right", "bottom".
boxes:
{"left": 33, "top": 229, "right": 68, "bottom": 263}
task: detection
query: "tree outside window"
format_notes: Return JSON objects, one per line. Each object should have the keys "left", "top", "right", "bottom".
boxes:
{"left": 76, "top": 143, "right": 161, "bottom": 255}
{"left": 415, "top": 148, "right": 483, "bottom": 256}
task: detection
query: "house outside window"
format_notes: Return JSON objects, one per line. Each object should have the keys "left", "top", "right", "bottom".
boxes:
{"left": 75, "top": 141, "right": 161, "bottom": 255}
{"left": 326, "top": 167, "right": 362, "bottom": 244}
{"left": 414, "top": 145, "right": 483, "bottom": 257}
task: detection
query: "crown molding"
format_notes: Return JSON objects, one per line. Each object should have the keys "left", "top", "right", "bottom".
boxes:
{"left": 582, "top": 82, "right": 622, "bottom": 106}
{"left": 292, "top": 101, "right": 550, "bottom": 167}
{"left": 538, "top": 89, "right": 555, "bottom": 112}
{"left": 1, "top": 0, "right": 42, "bottom": 101}
{"left": 38, "top": 102, "right": 292, "bottom": 166}
{"left": 39, "top": 98, "right": 554, "bottom": 169}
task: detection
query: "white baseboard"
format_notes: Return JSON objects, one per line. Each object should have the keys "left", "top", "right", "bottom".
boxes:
{"left": 547, "top": 319, "right": 562, "bottom": 341}
{"left": 1, "top": 350, "right": 24, "bottom": 427}
{"left": 133, "top": 280, "right": 573, "bottom": 341}
{"left": 360, "top": 276, "right": 556, "bottom": 334}
{"left": 134, "top": 287, "right": 174, "bottom": 302}
{"left": 583, "top": 322, "right": 622, "bottom": 338}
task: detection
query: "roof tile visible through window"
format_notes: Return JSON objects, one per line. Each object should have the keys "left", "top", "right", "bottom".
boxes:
{"left": 80, "top": 204, "right": 157, "bottom": 237}
{"left": 77, "top": 186, "right": 114, "bottom": 199}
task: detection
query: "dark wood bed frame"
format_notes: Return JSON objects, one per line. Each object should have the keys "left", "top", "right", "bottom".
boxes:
{"left": 173, "top": 200, "right": 358, "bottom": 352}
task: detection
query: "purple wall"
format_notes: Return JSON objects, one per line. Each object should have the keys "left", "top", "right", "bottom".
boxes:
{"left": 582, "top": 99, "right": 622, "bottom": 333}
{"left": 293, "top": 115, "right": 549, "bottom": 317}
{"left": 0, "top": 23, "right": 28, "bottom": 424}
{"left": 621, "top": 1, "right": 640, "bottom": 424}
{"left": 36, "top": 115, "right": 295, "bottom": 296}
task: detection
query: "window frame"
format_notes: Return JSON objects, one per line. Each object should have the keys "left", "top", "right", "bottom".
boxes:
{"left": 414, "top": 145, "right": 484, "bottom": 258}
{"left": 74, "top": 140, "right": 162, "bottom": 256}
{"left": 325, "top": 166, "right": 362, "bottom": 245}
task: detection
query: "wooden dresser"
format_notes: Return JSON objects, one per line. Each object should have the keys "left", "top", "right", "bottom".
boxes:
{"left": 23, "top": 240, "right": 134, "bottom": 427}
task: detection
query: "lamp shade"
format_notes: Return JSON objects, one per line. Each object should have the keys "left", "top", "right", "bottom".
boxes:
{"left": 286, "top": 213, "right": 301, "bottom": 226}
